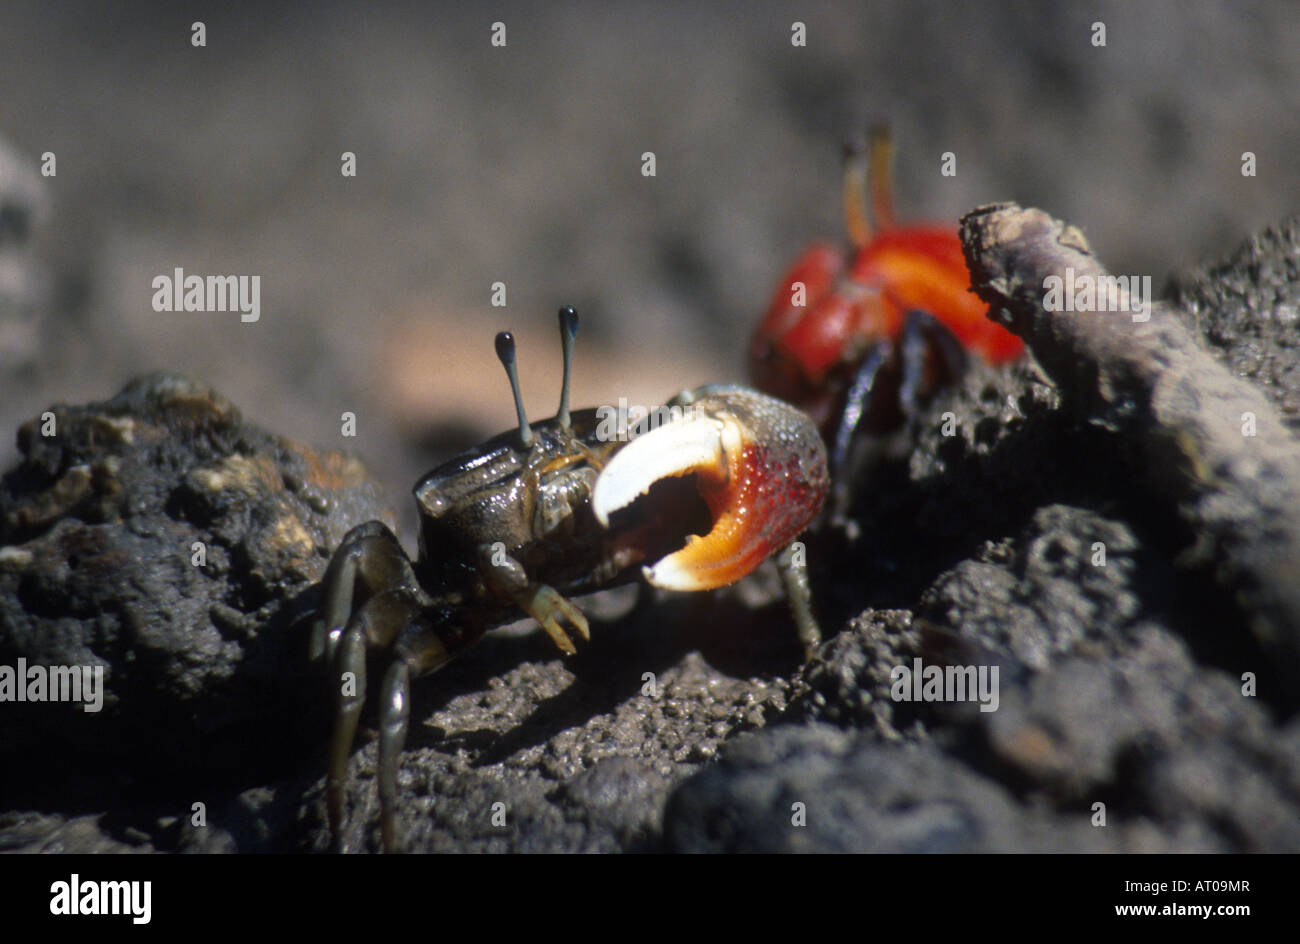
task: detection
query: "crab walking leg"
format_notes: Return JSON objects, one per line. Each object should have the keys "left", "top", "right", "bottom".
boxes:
{"left": 776, "top": 542, "right": 820, "bottom": 657}
{"left": 896, "top": 308, "right": 968, "bottom": 417}
{"left": 377, "top": 659, "right": 410, "bottom": 854}
{"left": 313, "top": 522, "right": 425, "bottom": 847}
{"left": 330, "top": 587, "right": 496, "bottom": 852}
{"left": 328, "top": 616, "right": 366, "bottom": 847}
{"left": 325, "top": 588, "right": 425, "bottom": 849}
{"left": 377, "top": 609, "right": 519, "bottom": 853}
{"left": 310, "top": 521, "right": 422, "bottom": 665}
{"left": 321, "top": 523, "right": 593, "bottom": 850}
{"left": 824, "top": 310, "right": 969, "bottom": 529}
{"left": 829, "top": 343, "right": 890, "bottom": 494}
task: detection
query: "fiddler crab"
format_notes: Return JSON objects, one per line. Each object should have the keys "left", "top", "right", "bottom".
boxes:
{"left": 310, "top": 307, "right": 828, "bottom": 852}
{"left": 749, "top": 125, "right": 1022, "bottom": 524}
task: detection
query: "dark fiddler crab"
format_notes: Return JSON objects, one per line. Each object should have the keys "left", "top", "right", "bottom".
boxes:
{"left": 310, "top": 307, "right": 829, "bottom": 852}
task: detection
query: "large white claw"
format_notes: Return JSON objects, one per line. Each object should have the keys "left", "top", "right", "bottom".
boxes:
{"left": 592, "top": 414, "right": 732, "bottom": 527}
{"left": 590, "top": 385, "right": 829, "bottom": 593}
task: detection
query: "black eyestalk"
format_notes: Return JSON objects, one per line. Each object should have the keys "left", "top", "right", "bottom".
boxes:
{"left": 556, "top": 306, "right": 579, "bottom": 429}
{"left": 495, "top": 330, "right": 533, "bottom": 448}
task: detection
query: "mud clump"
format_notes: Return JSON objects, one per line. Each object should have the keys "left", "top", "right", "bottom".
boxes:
{"left": 0, "top": 373, "right": 393, "bottom": 814}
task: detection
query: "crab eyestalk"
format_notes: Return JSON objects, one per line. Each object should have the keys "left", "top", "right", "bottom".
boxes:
{"left": 556, "top": 306, "right": 578, "bottom": 429}
{"left": 495, "top": 330, "right": 533, "bottom": 448}
{"left": 842, "top": 122, "right": 897, "bottom": 249}
{"left": 866, "top": 122, "right": 896, "bottom": 232}
{"left": 591, "top": 385, "right": 828, "bottom": 591}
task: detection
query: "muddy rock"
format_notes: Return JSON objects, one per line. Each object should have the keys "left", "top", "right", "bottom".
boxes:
{"left": 307, "top": 641, "right": 796, "bottom": 854}
{"left": 662, "top": 724, "right": 1116, "bottom": 853}
{"left": 0, "top": 373, "right": 393, "bottom": 798}
{"left": 1168, "top": 215, "right": 1300, "bottom": 430}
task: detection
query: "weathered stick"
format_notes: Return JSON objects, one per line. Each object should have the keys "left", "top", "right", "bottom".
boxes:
{"left": 960, "top": 203, "right": 1300, "bottom": 685}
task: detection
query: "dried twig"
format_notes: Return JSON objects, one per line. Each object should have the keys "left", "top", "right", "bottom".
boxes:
{"left": 960, "top": 203, "right": 1300, "bottom": 685}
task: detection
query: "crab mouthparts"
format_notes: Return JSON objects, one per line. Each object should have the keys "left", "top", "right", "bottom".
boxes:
{"left": 590, "top": 387, "right": 828, "bottom": 592}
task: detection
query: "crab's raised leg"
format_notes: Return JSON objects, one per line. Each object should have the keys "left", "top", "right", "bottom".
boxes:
{"left": 823, "top": 309, "right": 969, "bottom": 529}
{"left": 896, "top": 307, "right": 968, "bottom": 417}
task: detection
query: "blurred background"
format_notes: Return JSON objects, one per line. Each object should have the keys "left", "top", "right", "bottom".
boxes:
{"left": 1, "top": 0, "right": 1297, "bottom": 537}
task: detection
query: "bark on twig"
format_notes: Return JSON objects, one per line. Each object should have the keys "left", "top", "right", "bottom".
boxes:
{"left": 960, "top": 202, "right": 1300, "bottom": 684}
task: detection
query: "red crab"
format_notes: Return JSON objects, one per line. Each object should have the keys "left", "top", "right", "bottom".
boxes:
{"left": 748, "top": 126, "right": 1022, "bottom": 492}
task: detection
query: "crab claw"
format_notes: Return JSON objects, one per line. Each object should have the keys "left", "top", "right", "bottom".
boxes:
{"left": 591, "top": 385, "right": 828, "bottom": 591}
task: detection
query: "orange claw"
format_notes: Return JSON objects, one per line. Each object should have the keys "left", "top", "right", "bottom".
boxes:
{"left": 591, "top": 385, "right": 828, "bottom": 591}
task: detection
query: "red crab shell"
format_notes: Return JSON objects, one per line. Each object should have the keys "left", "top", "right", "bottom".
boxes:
{"left": 749, "top": 131, "right": 1023, "bottom": 434}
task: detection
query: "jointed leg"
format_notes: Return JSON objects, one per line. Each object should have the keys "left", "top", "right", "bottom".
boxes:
{"left": 324, "top": 587, "right": 424, "bottom": 850}
{"left": 325, "top": 583, "right": 488, "bottom": 853}
{"left": 315, "top": 523, "right": 593, "bottom": 852}
{"left": 312, "top": 522, "right": 439, "bottom": 852}
{"left": 310, "top": 521, "right": 422, "bottom": 665}
{"left": 777, "top": 541, "right": 821, "bottom": 658}
{"left": 897, "top": 308, "right": 967, "bottom": 418}
{"left": 830, "top": 343, "right": 891, "bottom": 480}
{"left": 377, "top": 659, "right": 410, "bottom": 853}
{"left": 478, "top": 543, "right": 589, "bottom": 655}
{"left": 327, "top": 617, "right": 367, "bottom": 846}
{"left": 825, "top": 343, "right": 891, "bottom": 528}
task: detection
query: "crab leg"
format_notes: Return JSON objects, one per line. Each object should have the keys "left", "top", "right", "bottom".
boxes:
{"left": 325, "top": 588, "right": 422, "bottom": 851}
{"left": 315, "top": 522, "right": 490, "bottom": 852}
{"left": 310, "top": 521, "right": 422, "bottom": 665}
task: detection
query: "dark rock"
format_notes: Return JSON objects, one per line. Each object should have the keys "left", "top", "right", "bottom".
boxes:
{"left": 0, "top": 373, "right": 394, "bottom": 804}
{"left": 918, "top": 504, "right": 1143, "bottom": 671}
{"left": 984, "top": 624, "right": 1300, "bottom": 851}
{"left": 662, "top": 724, "right": 1117, "bottom": 853}
{"left": 799, "top": 608, "right": 921, "bottom": 737}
